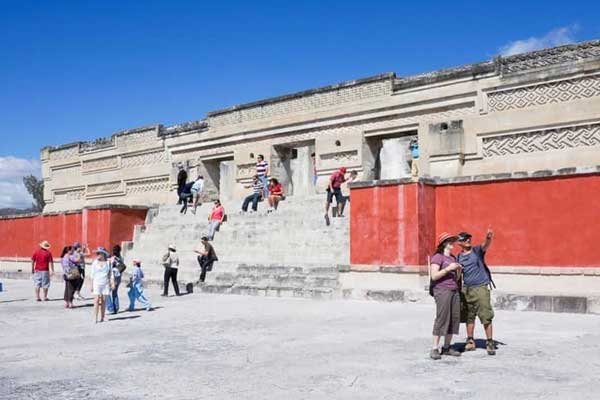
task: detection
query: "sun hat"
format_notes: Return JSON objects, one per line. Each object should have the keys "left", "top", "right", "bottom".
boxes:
{"left": 168, "top": 244, "right": 177, "bottom": 252}
{"left": 95, "top": 247, "right": 110, "bottom": 257}
{"left": 437, "top": 232, "right": 458, "bottom": 247}
{"left": 39, "top": 240, "right": 51, "bottom": 249}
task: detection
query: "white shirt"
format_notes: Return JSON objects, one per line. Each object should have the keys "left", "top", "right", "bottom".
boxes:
{"left": 90, "top": 259, "right": 111, "bottom": 286}
{"left": 192, "top": 179, "right": 204, "bottom": 193}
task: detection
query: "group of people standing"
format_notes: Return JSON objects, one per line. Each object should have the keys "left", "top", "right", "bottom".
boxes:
{"left": 429, "top": 229, "right": 497, "bottom": 359}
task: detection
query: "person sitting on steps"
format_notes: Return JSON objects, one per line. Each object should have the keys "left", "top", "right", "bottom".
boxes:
{"left": 195, "top": 236, "right": 218, "bottom": 283}
{"left": 241, "top": 175, "right": 263, "bottom": 213}
{"left": 267, "top": 177, "right": 284, "bottom": 213}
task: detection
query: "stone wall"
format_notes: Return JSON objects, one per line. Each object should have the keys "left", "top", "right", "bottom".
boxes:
{"left": 42, "top": 40, "right": 600, "bottom": 212}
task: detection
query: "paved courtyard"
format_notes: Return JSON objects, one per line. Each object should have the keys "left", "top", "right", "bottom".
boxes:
{"left": 1, "top": 279, "right": 599, "bottom": 400}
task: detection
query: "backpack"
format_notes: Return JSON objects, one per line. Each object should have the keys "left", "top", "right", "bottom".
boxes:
{"left": 458, "top": 247, "right": 496, "bottom": 290}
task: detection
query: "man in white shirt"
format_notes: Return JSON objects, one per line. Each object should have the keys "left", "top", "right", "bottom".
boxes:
{"left": 191, "top": 176, "right": 204, "bottom": 215}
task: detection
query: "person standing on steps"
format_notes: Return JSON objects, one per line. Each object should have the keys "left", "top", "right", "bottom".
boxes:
{"left": 179, "top": 181, "right": 195, "bottom": 214}
{"left": 195, "top": 236, "right": 218, "bottom": 283}
{"left": 176, "top": 164, "right": 188, "bottom": 205}
{"left": 207, "top": 200, "right": 225, "bottom": 241}
{"left": 106, "top": 245, "right": 125, "bottom": 314}
{"left": 429, "top": 232, "right": 463, "bottom": 360}
{"left": 324, "top": 166, "right": 347, "bottom": 226}
{"left": 161, "top": 244, "right": 180, "bottom": 296}
{"left": 338, "top": 170, "right": 357, "bottom": 218}
{"left": 127, "top": 259, "right": 152, "bottom": 311}
{"left": 190, "top": 175, "right": 205, "bottom": 215}
{"left": 241, "top": 175, "right": 263, "bottom": 213}
{"left": 31, "top": 240, "right": 54, "bottom": 302}
{"left": 256, "top": 154, "right": 270, "bottom": 200}
{"left": 90, "top": 247, "right": 114, "bottom": 323}
{"left": 457, "top": 229, "right": 497, "bottom": 356}
{"left": 267, "top": 177, "right": 284, "bottom": 213}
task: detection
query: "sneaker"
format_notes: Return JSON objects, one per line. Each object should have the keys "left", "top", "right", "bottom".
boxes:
{"left": 486, "top": 340, "right": 496, "bottom": 356}
{"left": 465, "top": 338, "right": 476, "bottom": 351}
{"left": 429, "top": 349, "right": 442, "bottom": 360}
{"left": 324, "top": 214, "right": 331, "bottom": 226}
{"left": 160, "top": 294, "right": 167, "bottom": 297}
{"left": 441, "top": 347, "right": 461, "bottom": 357}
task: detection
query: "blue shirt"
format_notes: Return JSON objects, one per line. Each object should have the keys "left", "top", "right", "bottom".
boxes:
{"left": 410, "top": 143, "right": 419, "bottom": 159}
{"left": 130, "top": 266, "right": 144, "bottom": 285}
{"left": 457, "top": 245, "right": 490, "bottom": 287}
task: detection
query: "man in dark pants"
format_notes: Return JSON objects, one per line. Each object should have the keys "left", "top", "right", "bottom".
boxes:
{"left": 457, "top": 229, "right": 496, "bottom": 355}
{"left": 179, "top": 181, "right": 194, "bottom": 214}
{"left": 241, "top": 175, "right": 263, "bottom": 213}
{"left": 195, "top": 237, "right": 218, "bottom": 283}
{"left": 176, "top": 165, "right": 188, "bottom": 205}
{"left": 161, "top": 244, "right": 180, "bottom": 296}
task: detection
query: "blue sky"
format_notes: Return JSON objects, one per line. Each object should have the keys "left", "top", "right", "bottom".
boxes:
{"left": 0, "top": 0, "right": 599, "bottom": 207}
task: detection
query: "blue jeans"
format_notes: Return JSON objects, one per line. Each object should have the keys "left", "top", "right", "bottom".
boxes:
{"left": 106, "top": 276, "right": 121, "bottom": 314}
{"left": 207, "top": 220, "right": 221, "bottom": 240}
{"left": 242, "top": 193, "right": 260, "bottom": 212}
{"left": 258, "top": 175, "right": 269, "bottom": 199}
{"left": 128, "top": 283, "right": 152, "bottom": 310}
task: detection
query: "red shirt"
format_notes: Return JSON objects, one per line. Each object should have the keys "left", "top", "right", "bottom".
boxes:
{"left": 269, "top": 183, "right": 283, "bottom": 196}
{"left": 330, "top": 171, "right": 346, "bottom": 189}
{"left": 210, "top": 205, "right": 225, "bottom": 221}
{"left": 32, "top": 248, "right": 53, "bottom": 271}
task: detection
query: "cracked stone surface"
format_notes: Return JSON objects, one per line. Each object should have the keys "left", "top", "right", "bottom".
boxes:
{"left": 1, "top": 280, "right": 599, "bottom": 399}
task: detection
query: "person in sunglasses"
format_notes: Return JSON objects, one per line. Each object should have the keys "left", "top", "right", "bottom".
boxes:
{"left": 457, "top": 229, "right": 497, "bottom": 356}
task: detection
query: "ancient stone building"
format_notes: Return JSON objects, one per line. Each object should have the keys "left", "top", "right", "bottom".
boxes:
{"left": 42, "top": 40, "right": 600, "bottom": 212}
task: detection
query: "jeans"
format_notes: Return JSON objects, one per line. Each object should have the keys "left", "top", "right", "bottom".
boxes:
{"left": 179, "top": 193, "right": 193, "bottom": 213}
{"left": 128, "top": 283, "right": 152, "bottom": 310}
{"left": 242, "top": 193, "right": 260, "bottom": 212}
{"left": 197, "top": 256, "right": 214, "bottom": 282}
{"left": 163, "top": 267, "right": 180, "bottom": 296}
{"left": 106, "top": 276, "right": 121, "bottom": 314}
{"left": 258, "top": 175, "right": 269, "bottom": 199}
{"left": 207, "top": 220, "right": 221, "bottom": 240}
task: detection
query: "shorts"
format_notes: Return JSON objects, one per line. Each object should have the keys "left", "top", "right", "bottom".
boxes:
{"left": 464, "top": 285, "right": 494, "bottom": 324}
{"left": 33, "top": 271, "right": 50, "bottom": 289}
{"left": 93, "top": 282, "right": 110, "bottom": 296}
{"left": 326, "top": 188, "right": 343, "bottom": 205}
{"left": 191, "top": 187, "right": 201, "bottom": 196}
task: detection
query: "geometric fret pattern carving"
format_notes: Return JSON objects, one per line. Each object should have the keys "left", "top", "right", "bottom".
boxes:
{"left": 501, "top": 41, "right": 600, "bottom": 74}
{"left": 236, "top": 163, "right": 256, "bottom": 178}
{"left": 320, "top": 150, "right": 359, "bottom": 162}
{"left": 482, "top": 124, "right": 600, "bottom": 157}
{"left": 49, "top": 145, "right": 79, "bottom": 161}
{"left": 51, "top": 166, "right": 81, "bottom": 181}
{"left": 126, "top": 177, "right": 170, "bottom": 195}
{"left": 488, "top": 75, "right": 600, "bottom": 112}
{"left": 118, "top": 129, "right": 158, "bottom": 147}
{"left": 82, "top": 156, "right": 119, "bottom": 172}
{"left": 87, "top": 181, "right": 122, "bottom": 194}
{"left": 121, "top": 151, "right": 166, "bottom": 168}
{"left": 54, "top": 189, "right": 85, "bottom": 202}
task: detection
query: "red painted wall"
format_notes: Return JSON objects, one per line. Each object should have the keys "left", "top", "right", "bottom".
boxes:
{"left": 350, "top": 174, "right": 600, "bottom": 268}
{"left": 0, "top": 208, "right": 146, "bottom": 258}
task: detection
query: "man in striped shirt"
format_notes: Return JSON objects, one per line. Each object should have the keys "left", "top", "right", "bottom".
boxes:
{"left": 241, "top": 175, "right": 263, "bottom": 213}
{"left": 256, "top": 154, "right": 270, "bottom": 199}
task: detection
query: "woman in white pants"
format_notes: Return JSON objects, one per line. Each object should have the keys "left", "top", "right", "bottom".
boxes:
{"left": 90, "top": 247, "right": 114, "bottom": 323}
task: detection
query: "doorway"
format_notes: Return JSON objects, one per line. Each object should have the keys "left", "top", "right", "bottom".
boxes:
{"left": 272, "top": 141, "right": 315, "bottom": 197}
{"left": 200, "top": 156, "right": 235, "bottom": 202}
{"left": 365, "top": 132, "right": 417, "bottom": 180}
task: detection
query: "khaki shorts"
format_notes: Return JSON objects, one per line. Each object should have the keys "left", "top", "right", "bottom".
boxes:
{"left": 464, "top": 285, "right": 494, "bottom": 325}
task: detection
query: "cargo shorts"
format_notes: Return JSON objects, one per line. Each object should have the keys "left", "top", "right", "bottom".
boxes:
{"left": 464, "top": 285, "right": 494, "bottom": 325}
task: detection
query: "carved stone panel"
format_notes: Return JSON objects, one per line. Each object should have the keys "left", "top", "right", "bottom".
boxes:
{"left": 49, "top": 145, "right": 79, "bottom": 161}
{"left": 53, "top": 188, "right": 85, "bottom": 202}
{"left": 82, "top": 156, "right": 119, "bottom": 173}
{"left": 86, "top": 181, "right": 122, "bottom": 197}
{"left": 126, "top": 177, "right": 170, "bottom": 195}
{"left": 121, "top": 151, "right": 166, "bottom": 168}
{"left": 319, "top": 150, "right": 359, "bottom": 162}
{"left": 482, "top": 123, "right": 600, "bottom": 157}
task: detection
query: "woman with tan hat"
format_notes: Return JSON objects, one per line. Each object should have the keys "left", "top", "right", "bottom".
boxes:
{"left": 31, "top": 240, "right": 54, "bottom": 302}
{"left": 429, "top": 232, "right": 463, "bottom": 360}
{"left": 90, "top": 247, "right": 115, "bottom": 323}
{"left": 161, "top": 244, "right": 180, "bottom": 297}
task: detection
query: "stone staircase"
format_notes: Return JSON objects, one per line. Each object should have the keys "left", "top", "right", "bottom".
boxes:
{"left": 123, "top": 196, "right": 349, "bottom": 299}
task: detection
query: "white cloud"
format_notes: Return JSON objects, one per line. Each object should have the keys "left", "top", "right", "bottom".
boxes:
{"left": 0, "top": 156, "right": 41, "bottom": 209}
{"left": 499, "top": 25, "right": 579, "bottom": 56}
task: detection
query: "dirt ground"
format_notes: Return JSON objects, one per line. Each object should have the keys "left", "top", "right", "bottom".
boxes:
{"left": 1, "top": 279, "right": 599, "bottom": 400}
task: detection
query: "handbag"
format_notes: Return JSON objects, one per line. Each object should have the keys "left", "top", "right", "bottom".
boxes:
{"left": 66, "top": 268, "right": 81, "bottom": 280}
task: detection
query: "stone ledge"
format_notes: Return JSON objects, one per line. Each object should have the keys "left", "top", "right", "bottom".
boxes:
{"left": 342, "top": 265, "right": 600, "bottom": 275}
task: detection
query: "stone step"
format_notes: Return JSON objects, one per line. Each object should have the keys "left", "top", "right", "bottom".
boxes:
{"left": 211, "top": 274, "right": 339, "bottom": 289}
{"left": 198, "top": 283, "right": 338, "bottom": 300}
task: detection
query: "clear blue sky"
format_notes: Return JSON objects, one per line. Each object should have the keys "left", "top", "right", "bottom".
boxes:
{"left": 0, "top": 0, "right": 598, "bottom": 161}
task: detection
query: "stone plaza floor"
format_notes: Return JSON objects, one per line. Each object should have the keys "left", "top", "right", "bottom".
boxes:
{"left": 1, "top": 279, "right": 599, "bottom": 400}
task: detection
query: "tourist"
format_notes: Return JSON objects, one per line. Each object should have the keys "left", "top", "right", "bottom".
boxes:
{"left": 207, "top": 199, "right": 225, "bottom": 241}
{"left": 311, "top": 152, "right": 317, "bottom": 187}
{"left": 179, "top": 181, "right": 195, "bottom": 214}
{"left": 106, "top": 245, "right": 125, "bottom": 314}
{"left": 71, "top": 242, "right": 89, "bottom": 300}
{"left": 31, "top": 240, "right": 54, "bottom": 302}
{"left": 161, "top": 244, "right": 180, "bottom": 297}
{"left": 127, "top": 259, "right": 152, "bottom": 311}
{"left": 457, "top": 229, "right": 497, "bottom": 356}
{"left": 338, "top": 170, "right": 357, "bottom": 217}
{"left": 60, "top": 245, "right": 78, "bottom": 308}
{"left": 429, "top": 232, "right": 462, "bottom": 360}
{"left": 409, "top": 138, "right": 419, "bottom": 177}
{"left": 241, "top": 175, "right": 263, "bottom": 213}
{"left": 267, "top": 177, "right": 284, "bottom": 213}
{"left": 256, "top": 154, "right": 270, "bottom": 199}
{"left": 90, "top": 247, "right": 114, "bottom": 323}
{"left": 195, "top": 236, "right": 218, "bottom": 283}
{"left": 324, "top": 166, "right": 347, "bottom": 225}
{"left": 190, "top": 175, "right": 205, "bottom": 215}
{"left": 176, "top": 164, "right": 188, "bottom": 204}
